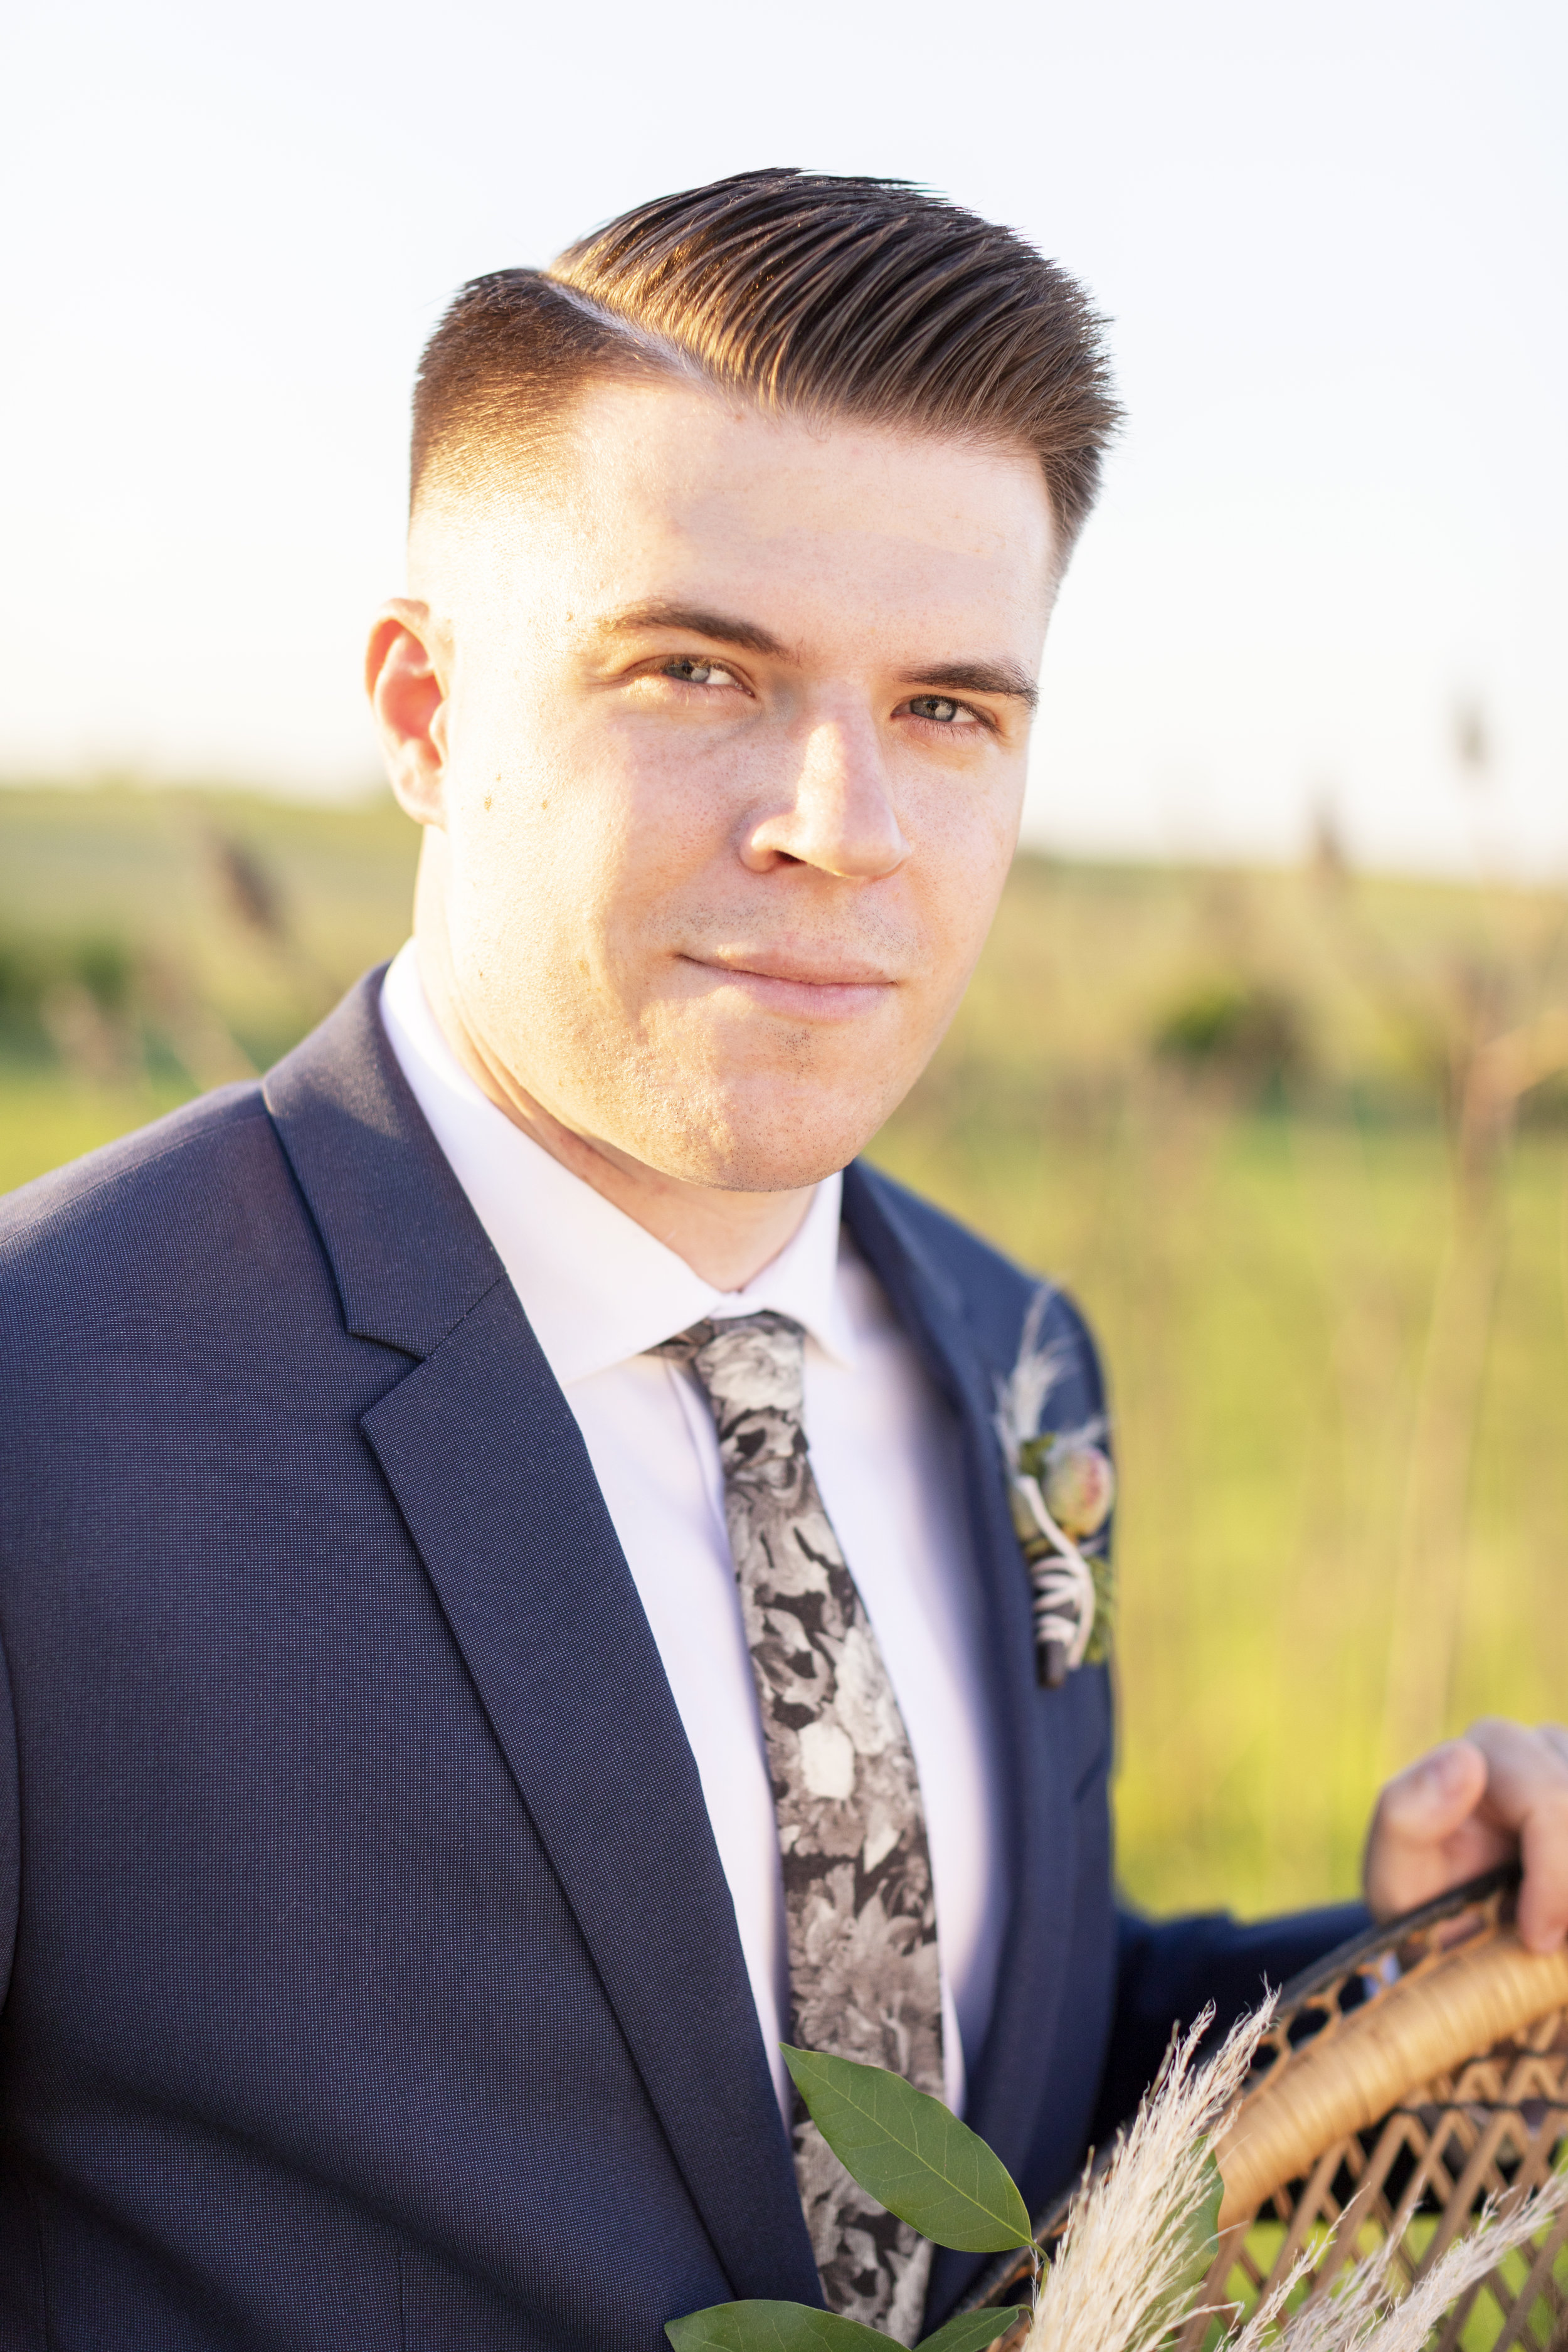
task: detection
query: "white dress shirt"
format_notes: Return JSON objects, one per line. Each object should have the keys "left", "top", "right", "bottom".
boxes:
{"left": 380, "top": 941, "right": 1007, "bottom": 2124}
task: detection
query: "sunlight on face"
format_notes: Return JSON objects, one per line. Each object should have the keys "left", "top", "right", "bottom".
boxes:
{"left": 409, "top": 377, "right": 1059, "bottom": 1192}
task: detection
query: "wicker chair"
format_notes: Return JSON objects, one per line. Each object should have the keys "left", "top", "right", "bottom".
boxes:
{"left": 968, "top": 1868, "right": 1568, "bottom": 2350}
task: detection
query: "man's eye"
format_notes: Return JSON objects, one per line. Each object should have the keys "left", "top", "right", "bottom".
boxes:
{"left": 905, "top": 695, "right": 978, "bottom": 726}
{"left": 661, "top": 658, "right": 737, "bottom": 687}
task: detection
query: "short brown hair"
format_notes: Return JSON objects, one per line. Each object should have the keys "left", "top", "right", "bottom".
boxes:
{"left": 411, "top": 169, "right": 1120, "bottom": 551}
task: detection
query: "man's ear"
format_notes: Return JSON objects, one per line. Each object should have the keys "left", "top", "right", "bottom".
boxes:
{"left": 366, "top": 599, "right": 450, "bottom": 827}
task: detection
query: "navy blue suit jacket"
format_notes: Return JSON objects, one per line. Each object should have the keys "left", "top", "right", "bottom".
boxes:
{"left": 0, "top": 975, "right": 1362, "bottom": 2348}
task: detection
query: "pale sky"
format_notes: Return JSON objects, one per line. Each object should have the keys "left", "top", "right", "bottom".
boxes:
{"left": 3, "top": 0, "right": 1564, "bottom": 877}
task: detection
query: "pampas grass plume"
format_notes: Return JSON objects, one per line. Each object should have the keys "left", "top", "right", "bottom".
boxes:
{"left": 1025, "top": 2000, "right": 1273, "bottom": 2352}
{"left": 1243, "top": 2183, "right": 1568, "bottom": 2352}
{"left": 1020, "top": 1993, "right": 1566, "bottom": 2352}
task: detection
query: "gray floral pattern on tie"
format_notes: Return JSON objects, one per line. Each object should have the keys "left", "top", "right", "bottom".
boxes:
{"left": 653, "top": 1311, "right": 943, "bottom": 2344}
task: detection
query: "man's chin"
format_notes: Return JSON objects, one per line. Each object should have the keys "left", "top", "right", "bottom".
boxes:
{"left": 621, "top": 1092, "right": 886, "bottom": 1197}
{"left": 650, "top": 1136, "right": 862, "bottom": 1197}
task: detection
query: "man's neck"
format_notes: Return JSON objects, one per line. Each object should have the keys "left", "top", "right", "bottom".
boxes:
{"left": 412, "top": 931, "right": 815, "bottom": 1293}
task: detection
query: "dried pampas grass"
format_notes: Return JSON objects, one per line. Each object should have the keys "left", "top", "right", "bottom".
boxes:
{"left": 1019, "top": 1996, "right": 1567, "bottom": 2352}
{"left": 1024, "top": 2000, "right": 1271, "bottom": 2352}
{"left": 1230, "top": 2200, "right": 1567, "bottom": 2352}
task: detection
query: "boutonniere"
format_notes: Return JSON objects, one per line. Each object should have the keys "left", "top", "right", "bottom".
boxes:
{"left": 995, "top": 1286, "right": 1116, "bottom": 1688}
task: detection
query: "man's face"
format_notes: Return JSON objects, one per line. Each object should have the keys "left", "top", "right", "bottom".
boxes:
{"left": 400, "top": 376, "right": 1058, "bottom": 1193}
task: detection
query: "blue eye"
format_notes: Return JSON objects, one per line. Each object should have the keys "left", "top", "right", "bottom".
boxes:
{"left": 908, "top": 696, "right": 972, "bottom": 724}
{"left": 663, "top": 659, "right": 735, "bottom": 687}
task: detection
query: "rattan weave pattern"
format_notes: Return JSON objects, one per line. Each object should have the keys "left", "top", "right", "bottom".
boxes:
{"left": 967, "top": 1868, "right": 1568, "bottom": 2349}
{"left": 1185, "top": 1867, "right": 1568, "bottom": 2352}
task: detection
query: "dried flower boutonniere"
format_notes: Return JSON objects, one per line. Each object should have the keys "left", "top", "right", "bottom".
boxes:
{"left": 995, "top": 1286, "right": 1116, "bottom": 1688}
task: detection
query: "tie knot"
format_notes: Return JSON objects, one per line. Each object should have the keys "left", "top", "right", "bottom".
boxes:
{"left": 652, "top": 1311, "right": 807, "bottom": 1466}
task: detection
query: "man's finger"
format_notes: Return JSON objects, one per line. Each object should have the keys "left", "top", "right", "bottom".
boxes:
{"left": 1463, "top": 1720, "right": 1568, "bottom": 1953}
{"left": 1364, "top": 1738, "right": 1494, "bottom": 1919}
{"left": 1377, "top": 1739, "right": 1489, "bottom": 1843}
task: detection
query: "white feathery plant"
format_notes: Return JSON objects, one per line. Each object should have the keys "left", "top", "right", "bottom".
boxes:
{"left": 1024, "top": 2000, "right": 1271, "bottom": 2352}
{"left": 993, "top": 1285, "right": 1076, "bottom": 1471}
{"left": 1022, "top": 1996, "right": 1567, "bottom": 2352}
{"left": 1236, "top": 2191, "right": 1568, "bottom": 2352}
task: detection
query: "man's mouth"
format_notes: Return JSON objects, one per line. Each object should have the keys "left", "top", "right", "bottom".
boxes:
{"left": 677, "top": 950, "right": 898, "bottom": 1019}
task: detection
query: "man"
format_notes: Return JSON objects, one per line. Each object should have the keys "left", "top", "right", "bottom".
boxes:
{"left": 1, "top": 171, "right": 1564, "bottom": 2350}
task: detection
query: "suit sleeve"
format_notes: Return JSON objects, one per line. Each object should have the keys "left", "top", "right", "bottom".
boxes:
{"left": 0, "top": 1618, "right": 16, "bottom": 2018}
{"left": 1089, "top": 1899, "right": 1368, "bottom": 2143}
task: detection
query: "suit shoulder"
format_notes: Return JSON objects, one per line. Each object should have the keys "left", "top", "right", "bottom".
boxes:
{"left": 0, "top": 1083, "right": 277, "bottom": 1274}
{"left": 850, "top": 1160, "right": 1106, "bottom": 1412}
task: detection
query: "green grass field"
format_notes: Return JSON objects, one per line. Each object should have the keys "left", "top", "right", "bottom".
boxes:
{"left": 4, "top": 784, "right": 1565, "bottom": 1922}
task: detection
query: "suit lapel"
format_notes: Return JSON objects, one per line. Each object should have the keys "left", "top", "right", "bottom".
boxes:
{"left": 842, "top": 1165, "right": 1083, "bottom": 2306}
{"left": 359, "top": 1285, "right": 818, "bottom": 2301}
{"left": 265, "top": 978, "right": 819, "bottom": 2305}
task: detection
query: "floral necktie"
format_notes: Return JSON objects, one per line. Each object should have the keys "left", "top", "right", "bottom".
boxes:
{"left": 652, "top": 1310, "right": 943, "bottom": 2344}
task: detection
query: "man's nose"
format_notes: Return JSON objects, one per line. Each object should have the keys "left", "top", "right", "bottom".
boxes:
{"left": 741, "top": 712, "right": 909, "bottom": 881}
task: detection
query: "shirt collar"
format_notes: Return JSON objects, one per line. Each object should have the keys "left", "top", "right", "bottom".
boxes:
{"left": 379, "top": 941, "right": 854, "bottom": 1388}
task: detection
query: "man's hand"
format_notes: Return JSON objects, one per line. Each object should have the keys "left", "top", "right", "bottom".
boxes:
{"left": 1364, "top": 1719, "right": 1568, "bottom": 1952}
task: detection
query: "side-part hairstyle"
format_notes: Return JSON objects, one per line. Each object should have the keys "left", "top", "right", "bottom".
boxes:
{"left": 411, "top": 169, "right": 1121, "bottom": 555}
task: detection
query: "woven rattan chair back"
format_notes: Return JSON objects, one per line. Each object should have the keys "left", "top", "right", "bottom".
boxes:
{"left": 967, "top": 1868, "right": 1568, "bottom": 2350}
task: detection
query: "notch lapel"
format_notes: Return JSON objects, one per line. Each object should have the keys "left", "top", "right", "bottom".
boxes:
{"left": 265, "top": 978, "right": 819, "bottom": 2305}
{"left": 842, "top": 1165, "right": 1085, "bottom": 2309}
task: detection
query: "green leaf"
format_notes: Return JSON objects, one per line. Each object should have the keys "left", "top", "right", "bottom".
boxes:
{"left": 665, "top": 2301, "right": 888, "bottom": 2352}
{"left": 917, "top": 2306, "right": 1028, "bottom": 2352}
{"left": 665, "top": 2295, "right": 1029, "bottom": 2352}
{"left": 781, "top": 2046, "right": 1033, "bottom": 2254}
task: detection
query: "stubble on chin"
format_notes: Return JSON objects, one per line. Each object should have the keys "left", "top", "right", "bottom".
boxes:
{"left": 585, "top": 1022, "right": 914, "bottom": 1194}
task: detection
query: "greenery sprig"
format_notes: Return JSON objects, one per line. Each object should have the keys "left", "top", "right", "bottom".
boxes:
{"left": 666, "top": 2045, "right": 1033, "bottom": 2352}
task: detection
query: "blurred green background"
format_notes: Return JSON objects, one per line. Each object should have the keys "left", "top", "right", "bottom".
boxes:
{"left": 3, "top": 782, "right": 1564, "bottom": 1920}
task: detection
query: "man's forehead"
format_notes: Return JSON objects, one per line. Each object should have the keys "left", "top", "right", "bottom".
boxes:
{"left": 563, "top": 374, "right": 1056, "bottom": 563}
{"left": 412, "top": 376, "right": 1059, "bottom": 645}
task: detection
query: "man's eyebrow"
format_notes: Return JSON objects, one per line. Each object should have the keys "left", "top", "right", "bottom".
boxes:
{"left": 592, "top": 603, "right": 1039, "bottom": 710}
{"left": 908, "top": 661, "right": 1039, "bottom": 711}
{"left": 592, "top": 602, "right": 793, "bottom": 660}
